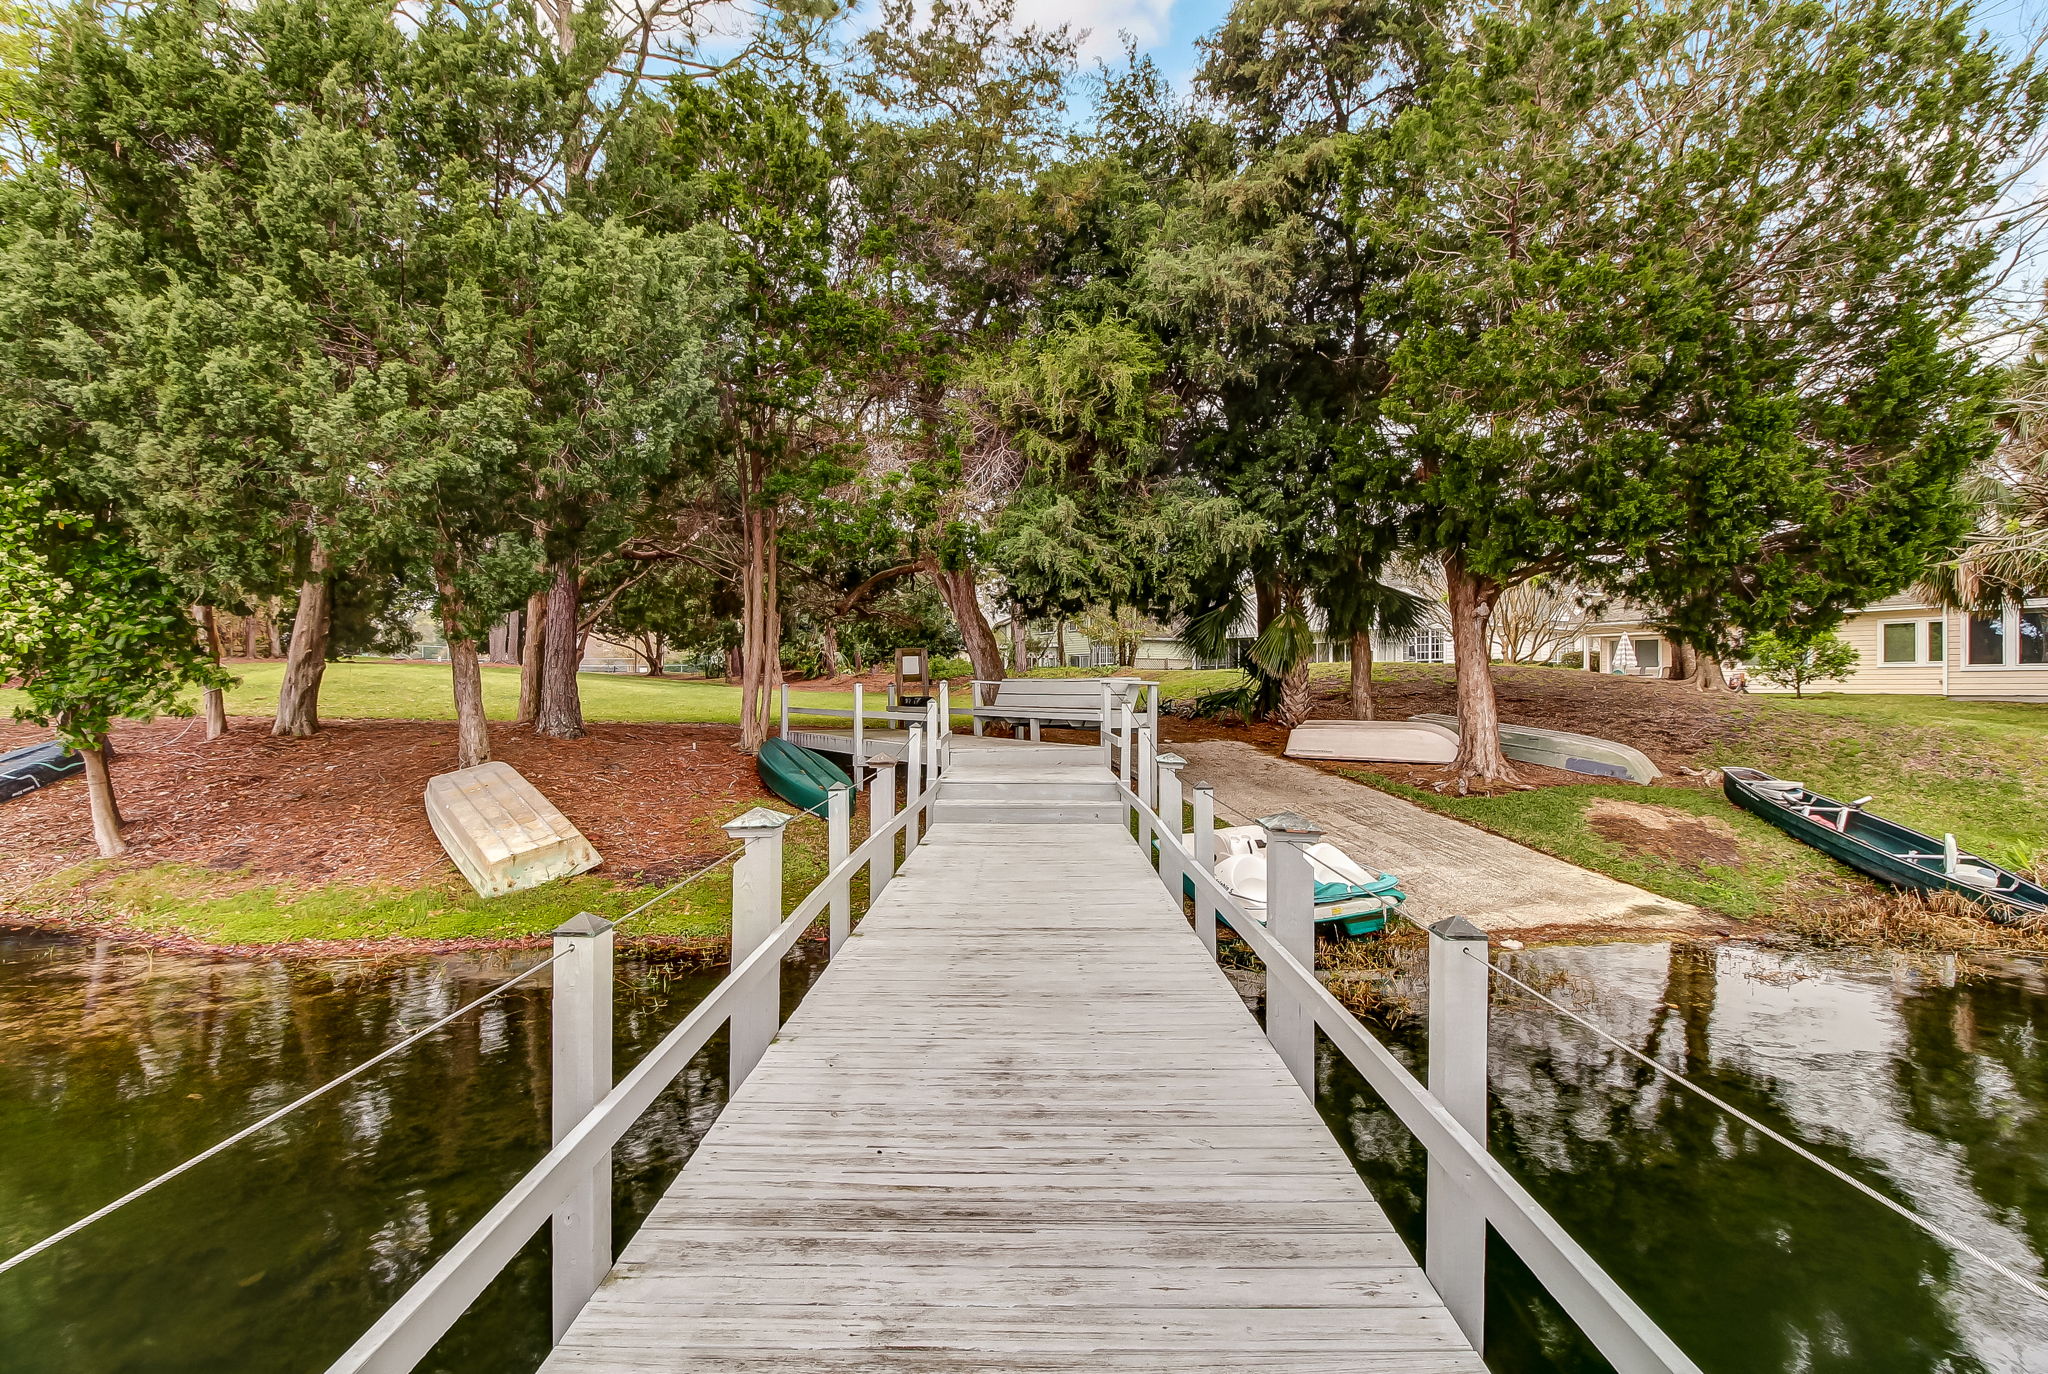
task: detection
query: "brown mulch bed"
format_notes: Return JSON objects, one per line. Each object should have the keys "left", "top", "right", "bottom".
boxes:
{"left": 0, "top": 717, "right": 768, "bottom": 904}
{"left": 1163, "top": 665, "right": 1769, "bottom": 788}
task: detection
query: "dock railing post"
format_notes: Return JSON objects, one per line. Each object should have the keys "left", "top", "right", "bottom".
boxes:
{"left": 1426, "top": 916, "right": 1491, "bottom": 1351}
{"left": 550, "top": 912, "right": 614, "bottom": 1343}
{"left": 852, "top": 684, "right": 864, "bottom": 788}
{"left": 938, "top": 679, "right": 951, "bottom": 744}
{"left": 778, "top": 682, "right": 788, "bottom": 739}
{"left": 1147, "top": 680, "right": 1161, "bottom": 743}
{"left": 721, "top": 808, "right": 789, "bottom": 1088}
{"left": 1098, "top": 681, "right": 1114, "bottom": 766}
{"left": 1259, "top": 811, "right": 1321, "bottom": 1094}
{"left": 1191, "top": 783, "right": 1218, "bottom": 956}
{"left": 1135, "top": 726, "right": 1156, "bottom": 853}
{"left": 1120, "top": 698, "right": 1136, "bottom": 791}
{"left": 1156, "top": 754, "right": 1185, "bottom": 893}
{"left": 866, "top": 753, "right": 896, "bottom": 897}
{"left": 926, "top": 699, "right": 942, "bottom": 780}
{"left": 905, "top": 726, "right": 924, "bottom": 855}
{"left": 827, "top": 782, "right": 851, "bottom": 954}
{"left": 1138, "top": 724, "right": 1157, "bottom": 811}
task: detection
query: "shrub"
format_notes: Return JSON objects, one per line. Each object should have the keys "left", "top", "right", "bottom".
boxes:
{"left": 1743, "top": 630, "right": 1859, "bottom": 698}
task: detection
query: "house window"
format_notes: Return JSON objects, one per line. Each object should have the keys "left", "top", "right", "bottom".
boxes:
{"left": 1406, "top": 628, "right": 1447, "bottom": 663}
{"left": 1927, "top": 620, "right": 1944, "bottom": 663}
{"left": 2022, "top": 611, "right": 2047, "bottom": 666}
{"left": 1632, "top": 637, "right": 1662, "bottom": 670}
{"left": 1969, "top": 614, "right": 2005, "bottom": 666}
{"left": 1882, "top": 622, "right": 1917, "bottom": 663}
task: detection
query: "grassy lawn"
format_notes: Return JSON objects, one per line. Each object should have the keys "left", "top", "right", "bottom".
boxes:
{"left": 1335, "top": 689, "right": 2047, "bottom": 920}
{"left": 1334, "top": 769, "right": 1856, "bottom": 918}
{"left": 24, "top": 810, "right": 845, "bottom": 946}
{"left": 1703, "top": 694, "right": 2047, "bottom": 874}
{"left": 216, "top": 660, "right": 862, "bottom": 724}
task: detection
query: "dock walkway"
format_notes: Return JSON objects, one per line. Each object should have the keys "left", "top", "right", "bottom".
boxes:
{"left": 542, "top": 742, "right": 1485, "bottom": 1371}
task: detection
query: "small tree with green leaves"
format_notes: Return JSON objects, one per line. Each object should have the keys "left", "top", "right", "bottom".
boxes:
{"left": 1744, "top": 631, "right": 1860, "bottom": 699}
{"left": 0, "top": 472, "right": 229, "bottom": 856}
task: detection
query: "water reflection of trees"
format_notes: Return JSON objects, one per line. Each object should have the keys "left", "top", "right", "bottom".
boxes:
{"left": 1320, "top": 941, "right": 1994, "bottom": 1374}
{"left": 1890, "top": 962, "right": 2048, "bottom": 1289}
{"left": 0, "top": 933, "right": 786, "bottom": 1374}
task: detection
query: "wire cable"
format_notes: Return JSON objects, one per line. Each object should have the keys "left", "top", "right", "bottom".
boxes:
{"left": 0, "top": 947, "right": 570, "bottom": 1278}
{"left": 612, "top": 846, "right": 744, "bottom": 925}
{"left": 0, "top": 803, "right": 830, "bottom": 1275}
{"left": 1475, "top": 949, "right": 2048, "bottom": 1307}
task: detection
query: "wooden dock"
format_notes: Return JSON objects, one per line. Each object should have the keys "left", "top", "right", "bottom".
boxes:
{"left": 541, "top": 743, "right": 1485, "bottom": 1372}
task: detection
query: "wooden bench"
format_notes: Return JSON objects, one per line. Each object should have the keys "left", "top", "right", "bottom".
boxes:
{"left": 970, "top": 677, "right": 1150, "bottom": 741}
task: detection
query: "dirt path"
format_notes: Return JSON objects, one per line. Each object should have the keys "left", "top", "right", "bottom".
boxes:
{"left": 1173, "top": 740, "right": 1710, "bottom": 937}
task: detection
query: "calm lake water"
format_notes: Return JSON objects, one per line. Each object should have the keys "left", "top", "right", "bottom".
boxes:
{"left": 2, "top": 930, "right": 2045, "bottom": 1372}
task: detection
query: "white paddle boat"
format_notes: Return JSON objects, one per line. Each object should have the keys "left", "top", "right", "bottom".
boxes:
{"left": 1183, "top": 826, "right": 1405, "bottom": 938}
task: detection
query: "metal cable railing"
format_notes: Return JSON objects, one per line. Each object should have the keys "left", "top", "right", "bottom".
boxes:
{"left": 0, "top": 837, "right": 756, "bottom": 1279}
{"left": 1476, "top": 952, "right": 2048, "bottom": 1306}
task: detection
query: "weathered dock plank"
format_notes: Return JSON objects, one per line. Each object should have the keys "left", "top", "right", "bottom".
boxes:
{"left": 541, "top": 751, "right": 1486, "bottom": 1373}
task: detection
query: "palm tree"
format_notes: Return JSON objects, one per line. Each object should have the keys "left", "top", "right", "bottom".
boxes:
{"left": 1926, "top": 346, "right": 2048, "bottom": 609}
{"left": 1322, "top": 577, "right": 1427, "bottom": 721}
{"left": 1178, "top": 568, "right": 1425, "bottom": 728}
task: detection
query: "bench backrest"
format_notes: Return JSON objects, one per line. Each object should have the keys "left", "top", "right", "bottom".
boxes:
{"left": 983, "top": 678, "right": 1144, "bottom": 713}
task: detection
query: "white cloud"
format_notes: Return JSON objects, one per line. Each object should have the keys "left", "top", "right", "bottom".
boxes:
{"left": 1009, "top": 0, "right": 1180, "bottom": 59}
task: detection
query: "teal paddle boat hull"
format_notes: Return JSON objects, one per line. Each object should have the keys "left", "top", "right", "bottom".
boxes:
{"left": 1722, "top": 766, "right": 2047, "bottom": 921}
{"left": 758, "top": 737, "right": 853, "bottom": 816}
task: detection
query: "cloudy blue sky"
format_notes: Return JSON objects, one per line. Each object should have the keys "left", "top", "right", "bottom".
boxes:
{"left": 1039, "top": 0, "right": 2041, "bottom": 88}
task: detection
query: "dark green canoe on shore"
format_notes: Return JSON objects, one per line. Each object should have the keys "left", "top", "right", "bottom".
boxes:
{"left": 757, "top": 737, "right": 853, "bottom": 817}
{"left": 1722, "top": 766, "right": 2047, "bottom": 921}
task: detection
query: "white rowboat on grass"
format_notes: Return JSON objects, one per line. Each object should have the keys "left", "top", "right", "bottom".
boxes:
{"left": 1410, "top": 713, "right": 1660, "bottom": 784}
{"left": 1283, "top": 719, "right": 1460, "bottom": 764}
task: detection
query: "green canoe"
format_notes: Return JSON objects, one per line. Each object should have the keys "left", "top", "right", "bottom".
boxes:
{"left": 1722, "top": 766, "right": 2048, "bottom": 921}
{"left": 757, "top": 737, "right": 853, "bottom": 816}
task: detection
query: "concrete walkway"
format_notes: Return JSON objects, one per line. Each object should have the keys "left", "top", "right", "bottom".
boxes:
{"left": 1172, "top": 740, "right": 1706, "bottom": 936}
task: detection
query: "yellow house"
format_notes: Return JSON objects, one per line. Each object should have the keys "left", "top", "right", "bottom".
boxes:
{"left": 1579, "top": 593, "right": 2048, "bottom": 701}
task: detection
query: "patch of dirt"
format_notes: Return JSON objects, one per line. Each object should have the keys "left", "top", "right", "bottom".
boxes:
{"left": 0, "top": 716, "right": 773, "bottom": 910}
{"left": 1585, "top": 798, "right": 1744, "bottom": 868}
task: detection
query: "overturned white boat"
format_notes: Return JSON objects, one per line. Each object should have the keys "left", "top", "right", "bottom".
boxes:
{"left": 1184, "top": 826, "right": 1405, "bottom": 938}
{"left": 1411, "top": 712, "right": 1660, "bottom": 784}
{"left": 425, "top": 762, "right": 601, "bottom": 898}
{"left": 1284, "top": 718, "right": 1459, "bottom": 764}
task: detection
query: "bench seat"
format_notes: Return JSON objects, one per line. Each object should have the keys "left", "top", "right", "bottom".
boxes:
{"left": 971, "top": 678, "right": 1147, "bottom": 739}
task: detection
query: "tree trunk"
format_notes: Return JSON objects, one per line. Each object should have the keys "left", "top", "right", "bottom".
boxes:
{"left": 78, "top": 739, "right": 127, "bottom": 857}
{"left": 196, "top": 604, "right": 227, "bottom": 740}
{"left": 819, "top": 622, "right": 839, "bottom": 678}
{"left": 436, "top": 567, "right": 491, "bottom": 768}
{"left": 1274, "top": 660, "right": 1313, "bottom": 728}
{"left": 273, "top": 545, "right": 331, "bottom": 738}
{"left": 1349, "top": 630, "right": 1376, "bottom": 720}
{"left": 1010, "top": 603, "right": 1028, "bottom": 672}
{"left": 1669, "top": 640, "right": 1695, "bottom": 682}
{"left": 255, "top": 600, "right": 279, "bottom": 659}
{"left": 534, "top": 561, "right": 584, "bottom": 738}
{"left": 1692, "top": 654, "right": 1727, "bottom": 691}
{"left": 738, "top": 499, "right": 781, "bottom": 752}
{"left": 1444, "top": 552, "right": 1518, "bottom": 787}
{"left": 643, "top": 634, "right": 666, "bottom": 676}
{"left": 1055, "top": 619, "right": 1067, "bottom": 668}
{"left": 926, "top": 559, "right": 1004, "bottom": 683}
{"left": 517, "top": 591, "right": 548, "bottom": 724}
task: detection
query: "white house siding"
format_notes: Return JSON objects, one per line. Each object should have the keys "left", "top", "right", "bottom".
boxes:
{"left": 1827, "top": 607, "right": 1947, "bottom": 695}
{"left": 1946, "top": 599, "right": 2048, "bottom": 703}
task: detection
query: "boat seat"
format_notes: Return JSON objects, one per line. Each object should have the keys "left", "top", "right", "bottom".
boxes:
{"left": 1798, "top": 804, "right": 1850, "bottom": 831}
